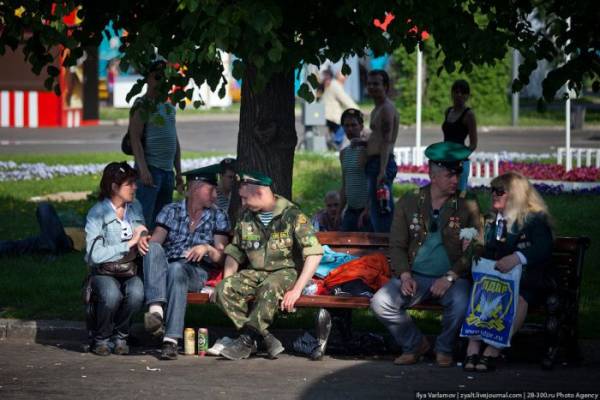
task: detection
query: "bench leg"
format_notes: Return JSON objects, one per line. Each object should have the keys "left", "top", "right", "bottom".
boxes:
{"left": 541, "top": 293, "right": 560, "bottom": 370}
{"left": 311, "top": 308, "right": 332, "bottom": 361}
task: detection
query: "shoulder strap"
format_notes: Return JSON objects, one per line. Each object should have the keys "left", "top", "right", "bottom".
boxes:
{"left": 459, "top": 107, "right": 471, "bottom": 121}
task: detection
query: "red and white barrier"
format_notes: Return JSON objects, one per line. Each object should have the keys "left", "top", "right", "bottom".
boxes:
{"left": 0, "top": 90, "right": 82, "bottom": 128}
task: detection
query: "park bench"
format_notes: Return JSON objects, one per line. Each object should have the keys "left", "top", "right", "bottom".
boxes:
{"left": 187, "top": 231, "right": 590, "bottom": 369}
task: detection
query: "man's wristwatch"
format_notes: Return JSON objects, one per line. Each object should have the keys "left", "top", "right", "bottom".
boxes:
{"left": 444, "top": 273, "right": 456, "bottom": 284}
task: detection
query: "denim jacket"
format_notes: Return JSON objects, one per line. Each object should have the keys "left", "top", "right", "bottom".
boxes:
{"left": 85, "top": 199, "right": 145, "bottom": 266}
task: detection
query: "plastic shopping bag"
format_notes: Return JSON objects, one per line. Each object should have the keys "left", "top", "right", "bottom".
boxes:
{"left": 460, "top": 258, "right": 522, "bottom": 348}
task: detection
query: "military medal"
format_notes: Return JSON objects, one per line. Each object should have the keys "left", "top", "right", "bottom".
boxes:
{"left": 285, "top": 238, "right": 292, "bottom": 246}
{"left": 253, "top": 241, "right": 260, "bottom": 249}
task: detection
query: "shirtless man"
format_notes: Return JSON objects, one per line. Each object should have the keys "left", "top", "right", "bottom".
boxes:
{"left": 365, "top": 69, "right": 399, "bottom": 232}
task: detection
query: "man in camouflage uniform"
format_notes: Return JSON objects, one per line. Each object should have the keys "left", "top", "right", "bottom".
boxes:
{"left": 216, "top": 171, "right": 323, "bottom": 360}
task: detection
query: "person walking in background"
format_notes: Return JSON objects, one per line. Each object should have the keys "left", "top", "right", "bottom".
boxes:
{"left": 365, "top": 69, "right": 399, "bottom": 233}
{"left": 84, "top": 162, "right": 147, "bottom": 356}
{"left": 336, "top": 108, "right": 371, "bottom": 232}
{"left": 442, "top": 80, "right": 478, "bottom": 194}
{"left": 128, "top": 60, "right": 184, "bottom": 229}
{"left": 320, "top": 68, "right": 360, "bottom": 150}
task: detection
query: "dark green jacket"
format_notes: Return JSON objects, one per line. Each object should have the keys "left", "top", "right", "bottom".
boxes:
{"left": 389, "top": 186, "right": 482, "bottom": 277}
{"left": 483, "top": 211, "right": 553, "bottom": 288}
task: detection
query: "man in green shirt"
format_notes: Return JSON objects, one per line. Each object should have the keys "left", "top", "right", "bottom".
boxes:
{"left": 370, "top": 142, "right": 482, "bottom": 367}
{"left": 216, "top": 172, "right": 323, "bottom": 360}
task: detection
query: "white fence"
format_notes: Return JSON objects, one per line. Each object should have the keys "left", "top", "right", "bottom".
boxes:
{"left": 557, "top": 147, "right": 600, "bottom": 168}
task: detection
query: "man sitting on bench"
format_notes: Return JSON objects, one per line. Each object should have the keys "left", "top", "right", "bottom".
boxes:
{"left": 216, "top": 171, "right": 323, "bottom": 360}
{"left": 141, "top": 164, "right": 230, "bottom": 360}
{"left": 370, "top": 142, "right": 482, "bottom": 367}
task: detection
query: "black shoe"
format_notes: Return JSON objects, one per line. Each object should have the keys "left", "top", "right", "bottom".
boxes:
{"left": 144, "top": 312, "right": 164, "bottom": 337}
{"left": 263, "top": 333, "right": 285, "bottom": 359}
{"left": 160, "top": 341, "right": 178, "bottom": 360}
{"left": 463, "top": 354, "right": 479, "bottom": 372}
{"left": 475, "top": 355, "right": 498, "bottom": 372}
{"left": 220, "top": 334, "right": 254, "bottom": 361}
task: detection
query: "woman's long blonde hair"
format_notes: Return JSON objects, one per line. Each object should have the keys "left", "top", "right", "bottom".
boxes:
{"left": 490, "top": 171, "right": 551, "bottom": 231}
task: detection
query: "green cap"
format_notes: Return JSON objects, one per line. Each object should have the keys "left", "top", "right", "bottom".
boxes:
{"left": 182, "top": 164, "right": 221, "bottom": 185}
{"left": 425, "top": 142, "right": 472, "bottom": 174}
{"left": 237, "top": 171, "right": 273, "bottom": 186}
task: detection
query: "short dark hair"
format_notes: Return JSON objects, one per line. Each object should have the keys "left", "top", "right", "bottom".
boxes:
{"left": 220, "top": 158, "right": 237, "bottom": 174}
{"left": 341, "top": 108, "right": 364, "bottom": 125}
{"left": 368, "top": 69, "right": 390, "bottom": 90}
{"left": 451, "top": 79, "right": 470, "bottom": 95}
{"left": 99, "top": 162, "right": 138, "bottom": 200}
{"left": 145, "top": 60, "right": 166, "bottom": 77}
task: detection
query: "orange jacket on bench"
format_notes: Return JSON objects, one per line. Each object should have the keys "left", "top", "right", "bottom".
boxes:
{"left": 323, "top": 253, "right": 391, "bottom": 292}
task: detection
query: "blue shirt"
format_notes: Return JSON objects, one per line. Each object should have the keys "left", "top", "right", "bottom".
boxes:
{"left": 155, "top": 200, "right": 230, "bottom": 260}
{"left": 85, "top": 199, "right": 145, "bottom": 265}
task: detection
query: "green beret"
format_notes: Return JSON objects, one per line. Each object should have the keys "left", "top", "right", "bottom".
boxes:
{"left": 182, "top": 164, "right": 220, "bottom": 185}
{"left": 425, "top": 142, "right": 473, "bottom": 174}
{"left": 237, "top": 171, "right": 272, "bottom": 186}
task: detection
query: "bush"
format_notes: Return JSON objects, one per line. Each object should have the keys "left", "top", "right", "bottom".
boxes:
{"left": 391, "top": 37, "right": 512, "bottom": 125}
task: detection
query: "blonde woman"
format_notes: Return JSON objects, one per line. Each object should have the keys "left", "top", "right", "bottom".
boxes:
{"left": 464, "top": 172, "right": 553, "bottom": 372}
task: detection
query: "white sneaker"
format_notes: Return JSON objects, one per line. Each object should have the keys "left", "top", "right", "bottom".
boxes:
{"left": 207, "top": 336, "right": 234, "bottom": 356}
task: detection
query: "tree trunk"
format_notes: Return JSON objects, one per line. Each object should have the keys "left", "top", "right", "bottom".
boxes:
{"left": 230, "top": 65, "right": 297, "bottom": 215}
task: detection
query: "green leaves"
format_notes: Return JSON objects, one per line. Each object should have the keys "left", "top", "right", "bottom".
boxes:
{"left": 297, "top": 83, "right": 315, "bottom": 103}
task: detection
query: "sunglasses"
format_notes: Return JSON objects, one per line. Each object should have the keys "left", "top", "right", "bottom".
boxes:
{"left": 430, "top": 209, "right": 440, "bottom": 232}
{"left": 491, "top": 187, "right": 507, "bottom": 196}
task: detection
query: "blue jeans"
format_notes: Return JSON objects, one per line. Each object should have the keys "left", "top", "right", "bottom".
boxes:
{"left": 370, "top": 275, "right": 470, "bottom": 354}
{"left": 459, "top": 160, "right": 470, "bottom": 191}
{"left": 135, "top": 165, "right": 175, "bottom": 229}
{"left": 365, "top": 155, "right": 397, "bottom": 233}
{"left": 90, "top": 275, "right": 144, "bottom": 342}
{"left": 341, "top": 208, "right": 372, "bottom": 232}
{"left": 143, "top": 242, "right": 209, "bottom": 339}
{"left": 0, "top": 202, "right": 72, "bottom": 256}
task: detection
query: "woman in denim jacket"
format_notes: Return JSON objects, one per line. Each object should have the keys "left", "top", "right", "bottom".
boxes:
{"left": 85, "top": 162, "right": 148, "bottom": 356}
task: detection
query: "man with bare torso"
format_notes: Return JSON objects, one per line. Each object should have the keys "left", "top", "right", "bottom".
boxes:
{"left": 365, "top": 69, "right": 399, "bottom": 232}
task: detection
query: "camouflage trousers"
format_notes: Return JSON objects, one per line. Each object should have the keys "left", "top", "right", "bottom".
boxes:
{"left": 216, "top": 268, "right": 298, "bottom": 335}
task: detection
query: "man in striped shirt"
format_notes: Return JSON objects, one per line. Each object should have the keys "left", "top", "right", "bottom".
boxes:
{"left": 337, "top": 108, "right": 371, "bottom": 232}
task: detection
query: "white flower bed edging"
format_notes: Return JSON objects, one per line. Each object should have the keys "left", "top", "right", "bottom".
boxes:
{"left": 0, "top": 156, "right": 236, "bottom": 182}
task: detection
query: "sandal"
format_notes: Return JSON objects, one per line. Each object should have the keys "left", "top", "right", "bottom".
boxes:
{"left": 475, "top": 355, "right": 498, "bottom": 372}
{"left": 463, "top": 354, "right": 479, "bottom": 372}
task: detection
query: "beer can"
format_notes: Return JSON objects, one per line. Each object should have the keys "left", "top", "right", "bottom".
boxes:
{"left": 184, "top": 328, "right": 196, "bottom": 355}
{"left": 197, "top": 328, "right": 208, "bottom": 356}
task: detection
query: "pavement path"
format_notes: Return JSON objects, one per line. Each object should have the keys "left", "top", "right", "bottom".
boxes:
{"left": 1, "top": 338, "right": 599, "bottom": 400}
{"left": 1, "top": 115, "right": 599, "bottom": 155}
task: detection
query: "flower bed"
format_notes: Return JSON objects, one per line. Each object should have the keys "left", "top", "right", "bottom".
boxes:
{"left": 398, "top": 161, "right": 600, "bottom": 182}
{"left": 0, "top": 156, "right": 235, "bottom": 182}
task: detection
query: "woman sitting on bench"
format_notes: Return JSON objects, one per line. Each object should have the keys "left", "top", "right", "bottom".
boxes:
{"left": 464, "top": 172, "right": 554, "bottom": 372}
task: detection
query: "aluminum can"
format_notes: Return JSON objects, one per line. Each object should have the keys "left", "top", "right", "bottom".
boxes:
{"left": 184, "top": 328, "right": 195, "bottom": 355}
{"left": 197, "top": 328, "right": 208, "bottom": 356}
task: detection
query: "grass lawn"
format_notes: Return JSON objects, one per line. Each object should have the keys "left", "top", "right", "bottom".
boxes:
{"left": 0, "top": 152, "right": 598, "bottom": 338}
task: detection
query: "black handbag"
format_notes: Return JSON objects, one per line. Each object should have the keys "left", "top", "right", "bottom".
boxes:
{"left": 89, "top": 236, "right": 139, "bottom": 278}
{"left": 121, "top": 123, "right": 146, "bottom": 155}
